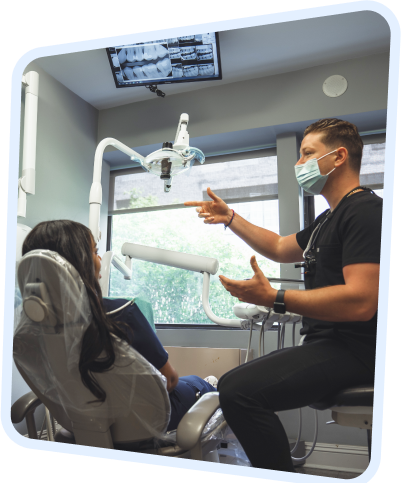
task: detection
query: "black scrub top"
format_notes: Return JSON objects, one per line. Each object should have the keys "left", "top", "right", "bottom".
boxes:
{"left": 295, "top": 190, "right": 383, "bottom": 373}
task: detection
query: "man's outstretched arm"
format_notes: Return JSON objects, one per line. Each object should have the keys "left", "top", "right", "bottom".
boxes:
{"left": 185, "top": 187, "right": 304, "bottom": 263}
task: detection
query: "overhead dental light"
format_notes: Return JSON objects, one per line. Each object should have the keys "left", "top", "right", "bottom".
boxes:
{"left": 130, "top": 113, "right": 205, "bottom": 192}
{"left": 89, "top": 113, "right": 204, "bottom": 244}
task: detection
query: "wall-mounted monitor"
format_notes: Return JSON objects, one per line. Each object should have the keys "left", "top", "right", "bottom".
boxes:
{"left": 106, "top": 33, "right": 222, "bottom": 88}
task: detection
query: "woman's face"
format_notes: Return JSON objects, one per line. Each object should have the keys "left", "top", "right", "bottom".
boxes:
{"left": 91, "top": 238, "right": 102, "bottom": 279}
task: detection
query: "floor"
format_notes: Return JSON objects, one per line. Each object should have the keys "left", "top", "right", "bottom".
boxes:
{"left": 296, "top": 467, "right": 362, "bottom": 479}
{"left": 31, "top": 421, "right": 361, "bottom": 480}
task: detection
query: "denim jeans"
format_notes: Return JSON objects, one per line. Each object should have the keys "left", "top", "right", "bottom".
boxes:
{"left": 167, "top": 375, "right": 216, "bottom": 431}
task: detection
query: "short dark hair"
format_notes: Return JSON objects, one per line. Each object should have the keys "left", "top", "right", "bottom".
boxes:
{"left": 304, "top": 119, "right": 364, "bottom": 173}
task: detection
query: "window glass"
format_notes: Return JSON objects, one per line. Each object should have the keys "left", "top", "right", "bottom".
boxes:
{"left": 359, "top": 143, "right": 385, "bottom": 186}
{"left": 110, "top": 199, "right": 280, "bottom": 325}
{"left": 112, "top": 156, "right": 278, "bottom": 211}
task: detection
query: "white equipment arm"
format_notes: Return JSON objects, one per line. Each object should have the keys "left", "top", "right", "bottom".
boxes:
{"left": 99, "top": 251, "right": 133, "bottom": 297}
{"left": 18, "top": 71, "right": 39, "bottom": 218}
{"left": 121, "top": 243, "right": 242, "bottom": 327}
{"left": 173, "top": 113, "right": 190, "bottom": 151}
{"left": 89, "top": 138, "right": 145, "bottom": 243}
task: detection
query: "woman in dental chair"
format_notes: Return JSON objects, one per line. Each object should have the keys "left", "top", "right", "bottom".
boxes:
{"left": 22, "top": 219, "right": 216, "bottom": 431}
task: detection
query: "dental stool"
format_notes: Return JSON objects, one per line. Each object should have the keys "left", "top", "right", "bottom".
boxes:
{"left": 12, "top": 249, "right": 226, "bottom": 461}
{"left": 310, "top": 385, "right": 374, "bottom": 460}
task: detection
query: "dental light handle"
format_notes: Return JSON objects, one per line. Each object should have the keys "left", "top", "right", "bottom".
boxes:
{"left": 89, "top": 138, "right": 145, "bottom": 242}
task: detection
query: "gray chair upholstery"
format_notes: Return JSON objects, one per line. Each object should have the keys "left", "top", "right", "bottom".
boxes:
{"left": 13, "top": 250, "right": 226, "bottom": 460}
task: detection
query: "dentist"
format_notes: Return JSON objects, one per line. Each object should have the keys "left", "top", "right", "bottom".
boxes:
{"left": 185, "top": 118, "right": 382, "bottom": 472}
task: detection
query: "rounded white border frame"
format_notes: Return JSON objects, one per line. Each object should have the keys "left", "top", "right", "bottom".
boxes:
{"left": 4, "top": 0, "right": 401, "bottom": 481}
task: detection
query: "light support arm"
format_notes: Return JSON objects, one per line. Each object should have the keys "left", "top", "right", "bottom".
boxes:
{"left": 18, "top": 71, "right": 39, "bottom": 218}
{"left": 173, "top": 113, "right": 189, "bottom": 151}
{"left": 89, "top": 138, "right": 145, "bottom": 243}
{"left": 121, "top": 242, "right": 219, "bottom": 274}
{"left": 202, "top": 272, "right": 242, "bottom": 327}
{"left": 120, "top": 242, "right": 242, "bottom": 327}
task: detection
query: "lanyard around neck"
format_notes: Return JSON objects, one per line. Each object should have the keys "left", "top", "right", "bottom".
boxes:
{"left": 303, "top": 186, "right": 372, "bottom": 260}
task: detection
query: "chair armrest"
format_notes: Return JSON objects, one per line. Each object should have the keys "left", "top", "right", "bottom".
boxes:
{"left": 11, "top": 391, "right": 42, "bottom": 424}
{"left": 176, "top": 392, "right": 220, "bottom": 450}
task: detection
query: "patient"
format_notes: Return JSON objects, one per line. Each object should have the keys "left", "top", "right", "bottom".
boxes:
{"left": 22, "top": 220, "right": 216, "bottom": 431}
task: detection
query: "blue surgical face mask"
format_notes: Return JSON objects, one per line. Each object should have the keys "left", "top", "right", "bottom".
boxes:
{"left": 294, "top": 150, "right": 337, "bottom": 195}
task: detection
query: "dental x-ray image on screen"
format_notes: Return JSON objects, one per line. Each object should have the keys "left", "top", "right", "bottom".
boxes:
{"left": 106, "top": 32, "right": 222, "bottom": 88}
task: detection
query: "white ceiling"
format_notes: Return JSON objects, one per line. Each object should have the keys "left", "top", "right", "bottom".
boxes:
{"left": 34, "top": 11, "right": 390, "bottom": 110}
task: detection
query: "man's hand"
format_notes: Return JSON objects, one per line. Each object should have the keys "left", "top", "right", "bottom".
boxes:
{"left": 219, "top": 256, "right": 277, "bottom": 306}
{"left": 184, "top": 187, "right": 233, "bottom": 225}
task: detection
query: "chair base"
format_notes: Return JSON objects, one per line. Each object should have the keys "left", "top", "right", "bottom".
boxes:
{"left": 55, "top": 419, "right": 227, "bottom": 460}
{"left": 332, "top": 410, "right": 372, "bottom": 430}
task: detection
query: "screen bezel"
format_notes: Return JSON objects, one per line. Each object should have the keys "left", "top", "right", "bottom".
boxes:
{"left": 106, "top": 33, "right": 223, "bottom": 89}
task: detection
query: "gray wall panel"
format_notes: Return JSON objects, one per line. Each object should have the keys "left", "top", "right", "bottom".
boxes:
{"left": 277, "top": 133, "right": 302, "bottom": 280}
{"left": 98, "top": 52, "right": 389, "bottom": 151}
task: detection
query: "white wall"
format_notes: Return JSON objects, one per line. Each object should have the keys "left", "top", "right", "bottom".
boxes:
{"left": 13, "top": 61, "right": 109, "bottom": 435}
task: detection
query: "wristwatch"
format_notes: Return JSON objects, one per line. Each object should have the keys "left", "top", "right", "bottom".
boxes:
{"left": 274, "top": 290, "right": 286, "bottom": 314}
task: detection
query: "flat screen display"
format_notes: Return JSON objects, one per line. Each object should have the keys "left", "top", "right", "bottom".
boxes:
{"left": 106, "top": 33, "right": 222, "bottom": 88}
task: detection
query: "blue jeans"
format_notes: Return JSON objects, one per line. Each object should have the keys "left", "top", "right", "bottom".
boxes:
{"left": 167, "top": 375, "right": 216, "bottom": 431}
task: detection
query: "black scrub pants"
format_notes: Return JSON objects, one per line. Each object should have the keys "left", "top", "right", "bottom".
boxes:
{"left": 218, "top": 338, "right": 374, "bottom": 472}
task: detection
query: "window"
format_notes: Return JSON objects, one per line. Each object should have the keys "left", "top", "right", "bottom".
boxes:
{"left": 109, "top": 153, "right": 279, "bottom": 325}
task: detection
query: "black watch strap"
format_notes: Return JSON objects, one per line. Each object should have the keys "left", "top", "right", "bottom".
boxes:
{"left": 274, "top": 289, "right": 286, "bottom": 314}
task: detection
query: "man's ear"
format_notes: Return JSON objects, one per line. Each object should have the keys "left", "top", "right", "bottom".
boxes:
{"left": 334, "top": 147, "right": 348, "bottom": 167}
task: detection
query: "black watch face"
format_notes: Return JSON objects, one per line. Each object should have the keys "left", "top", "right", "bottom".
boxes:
{"left": 274, "top": 303, "right": 286, "bottom": 314}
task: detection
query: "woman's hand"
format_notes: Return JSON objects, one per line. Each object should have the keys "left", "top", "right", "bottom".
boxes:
{"left": 219, "top": 256, "right": 278, "bottom": 307}
{"left": 184, "top": 187, "right": 233, "bottom": 225}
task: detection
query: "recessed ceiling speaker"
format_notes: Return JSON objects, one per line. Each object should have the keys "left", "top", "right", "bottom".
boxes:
{"left": 322, "top": 75, "right": 348, "bottom": 98}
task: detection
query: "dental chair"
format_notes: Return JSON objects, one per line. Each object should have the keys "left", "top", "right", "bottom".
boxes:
{"left": 12, "top": 249, "right": 226, "bottom": 460}
{"left": 310, "top": 385, "right": 374, "bottom": 461}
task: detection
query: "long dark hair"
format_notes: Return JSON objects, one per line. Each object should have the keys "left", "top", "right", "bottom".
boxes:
{"left": 22, "top": 220, "right": 131, "bottom": 403}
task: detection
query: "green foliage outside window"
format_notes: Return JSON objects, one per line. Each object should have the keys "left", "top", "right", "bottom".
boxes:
{"left": 125, "top": 188, "right": 159, "bottom": 209}
{"left": 110, "top": 202, "right": 279, "bottom": 325}
{"left": 124, "top": 188, "right": 180, "bottom": 209}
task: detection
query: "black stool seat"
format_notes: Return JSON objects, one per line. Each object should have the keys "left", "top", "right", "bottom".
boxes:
{"left": 310, "top": 385, "right": 374, "bottom": 411}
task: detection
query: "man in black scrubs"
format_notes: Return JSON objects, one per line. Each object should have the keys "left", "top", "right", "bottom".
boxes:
{"left": 184, "top": 119, "right": 382, "bottom": 472}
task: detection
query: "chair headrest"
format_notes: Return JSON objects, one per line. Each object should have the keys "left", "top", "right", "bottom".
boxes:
{"left": 17, "top": 249, "right": 90, "bottom": 328}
